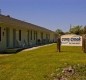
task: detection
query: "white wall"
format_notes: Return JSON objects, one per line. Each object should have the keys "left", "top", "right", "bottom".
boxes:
{"left": 0, "top": 27, "right": 7, "bottom": 51}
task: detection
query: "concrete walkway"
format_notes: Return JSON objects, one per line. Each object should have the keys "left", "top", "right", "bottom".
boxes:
{"left": 22, "top": 43, "right": 54, "bottom": 51}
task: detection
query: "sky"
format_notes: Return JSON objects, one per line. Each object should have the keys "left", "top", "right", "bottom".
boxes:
{"left": 0, "top": 0, "right": 86, "bottom": 32}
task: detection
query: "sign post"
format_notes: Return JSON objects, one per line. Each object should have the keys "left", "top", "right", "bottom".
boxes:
{"left": 57, "top": 37, "right": 61, "bottom": 52}
{"left": 82, "top": 35, "right": 86, "bottom": 53}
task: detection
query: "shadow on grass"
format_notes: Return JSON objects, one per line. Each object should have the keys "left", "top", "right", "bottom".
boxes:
{"left": 56, "top": 49, "right": 83, "bottom": 53}
{"left": 0, "top": 48, "right": 23, "bottom": 54}
{"left": 60, "top": 46, "right": 83, "bottom": 53}
{"left": 0, "top": 47, "right": 35, "bottom": 54}
{"left": 61, "top": 50, "right": 83, "bottom": 53}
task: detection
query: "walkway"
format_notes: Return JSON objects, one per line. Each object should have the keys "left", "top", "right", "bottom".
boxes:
{"left": 22, "top": 43, "right": 54, "bottom": 51}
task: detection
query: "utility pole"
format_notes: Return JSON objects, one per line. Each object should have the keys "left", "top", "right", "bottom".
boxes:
{"left": 70, "top": 24, "right": 72, "bottom": 29}
{"left": 0, "top": 9, "right": 1, "bottom": 15}
{"left": 69, "top": 24, "right": 72, "bottom": 32}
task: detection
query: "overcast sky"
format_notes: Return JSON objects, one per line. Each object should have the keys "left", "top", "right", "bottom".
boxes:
{"left": 0, "top": 0, "right": 86, "bottom": 32}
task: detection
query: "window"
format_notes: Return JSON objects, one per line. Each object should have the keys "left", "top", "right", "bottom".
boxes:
{"left": 19, "top": 30, "right": 21, "bottom": 41}
{"left": 0, "top": 27, "right": 1, "bottom": 41}
{"left": 31, "top": 30, "right": 32, "bottom": 40}
{"left": 27, "top": 30, "right": 29, "bottom": 45}
{"left": 34, "top": 31, "right": 35, "bottom": 40}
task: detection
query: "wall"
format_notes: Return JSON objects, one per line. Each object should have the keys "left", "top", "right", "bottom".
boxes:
{"left": 0, "top": 26, "right": 6, "bottom": 51}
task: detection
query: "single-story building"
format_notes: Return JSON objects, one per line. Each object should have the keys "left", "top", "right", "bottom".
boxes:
{"left": 0, "top": 14, "right": 56, "bottom": 51}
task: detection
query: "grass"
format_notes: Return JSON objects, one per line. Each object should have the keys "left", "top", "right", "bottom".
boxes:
{"left": 0, "top": 43, "right": 86, "bottom": 80}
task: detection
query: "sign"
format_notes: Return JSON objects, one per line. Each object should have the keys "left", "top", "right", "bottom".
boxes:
{"left": 61, "top": 34, "right": 82, "bottom": 46}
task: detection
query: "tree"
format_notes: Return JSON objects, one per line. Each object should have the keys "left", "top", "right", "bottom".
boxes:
{"left": 69, "top": 25, "right": 83, "bottom": 35}
{"left": 55, "top": 29, "right": 64, "bottom": 36}
{"left": 83, "top": 26, "right": 86, "bottom": 34}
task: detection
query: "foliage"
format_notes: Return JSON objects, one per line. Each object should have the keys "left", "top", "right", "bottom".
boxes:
{"left": 55, "top": 25, "right": 86, "bottom": 35}
{"left": 83, "top": 26, "right": 86, "bottom": 34}
{"left": 69, "top": 25, "right": 83, "bottom": 35}
{"left": 68, "top": 25, "right": 86, "bottom": 35}
{"left": 55, "top": 29, "right": 64, "bottom": 36}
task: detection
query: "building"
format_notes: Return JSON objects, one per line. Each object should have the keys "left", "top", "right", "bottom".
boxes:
{"left": 0, "top": 15, "right": 56, "bottom": 51}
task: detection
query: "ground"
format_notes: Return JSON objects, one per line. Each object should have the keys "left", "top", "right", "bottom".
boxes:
{"left": 0, "top": 43, "right": 86, "bottom": 80}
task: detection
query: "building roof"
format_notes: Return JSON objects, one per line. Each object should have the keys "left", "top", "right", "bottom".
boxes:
{"left": 0, "top": 14, "right": 55, "bottom": 33}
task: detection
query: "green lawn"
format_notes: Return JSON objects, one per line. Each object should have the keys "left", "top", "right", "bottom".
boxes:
{"left": 0, "top": 44, "right": 86, "bottom": 80}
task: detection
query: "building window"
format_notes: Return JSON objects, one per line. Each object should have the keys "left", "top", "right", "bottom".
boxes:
{"left": 19, "top": 30, "right": 21, "bottom": 41}
{"left": 0, "top": 27, "right": 1, "bottom": 41}
{"left": 34, "top": 31, "right": 35, "bottom": 40}
{"left": 31, "top": 30, "right": 32, "bottom": 40}
{"left": 28, "top": 30, "right": 29, "bottom": 41}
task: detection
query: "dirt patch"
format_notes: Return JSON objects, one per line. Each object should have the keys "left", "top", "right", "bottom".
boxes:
{"left": 48, "top": 64, "right": 86, "bottom": 80}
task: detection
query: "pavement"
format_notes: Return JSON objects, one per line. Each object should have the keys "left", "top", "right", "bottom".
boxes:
{"left": 22, "top": 43, "right": 54, "bottom": 51}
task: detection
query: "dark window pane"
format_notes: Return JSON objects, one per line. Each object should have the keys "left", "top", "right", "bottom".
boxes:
{"left": 19, "top": 30, "right": 21, "bottom": 41}
{"left": 0, "top": 27, "right": 1, "bottom": 41}
{"left": 34, "top": 31, "right": 35, "bottom": 40}
{"left": 31, "top": 30, "right": 32, "bottom": 40}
